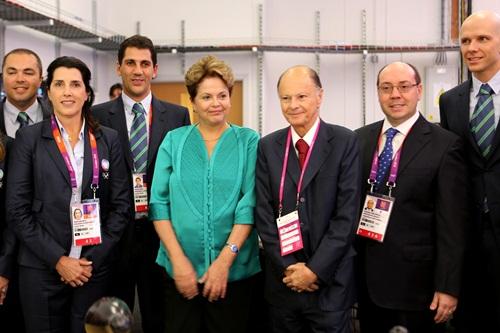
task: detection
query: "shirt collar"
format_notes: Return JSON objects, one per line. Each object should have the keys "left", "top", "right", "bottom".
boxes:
{"left": 121, "top": 92, "right": 152, "bottom": 116}
{"left": 382, "top": 110, "right": 420, "bottom": 137}
{"left": 4, "top": 98, "right": 40, "bottom": 125}
{"left": 472, "top": 70, "right": 500, "bottom": 96}
{"left": 291, "top": 116, "right": 320, "bottom": 147}
{"left": 55, "top": 115, "right": 86, "bottom": 141}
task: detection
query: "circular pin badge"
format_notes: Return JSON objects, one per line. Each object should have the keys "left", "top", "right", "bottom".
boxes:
{"left": 101, "top": 159, "right": 110, "bottom": 172}
{"left": 0, "top": 169, "right": 3, "bottom": 180}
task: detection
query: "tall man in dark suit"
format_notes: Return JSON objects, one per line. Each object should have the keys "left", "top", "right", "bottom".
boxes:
{"left": 356, "top": 62, "right": 468, "bottom": 333}
{"left": 1, "top": 48, "right": 51, "bottom": 138}
{"left": 255, "top": 65, "right": 360, "bottom": 333}
{"left": 0, "top": 48, "right": 50, "bottom": 333}
{"left": 92, "top": 35, "right": 190, "bottom": 333}
{"left": 439, "top": 11, "right": 500, "bottom": 332}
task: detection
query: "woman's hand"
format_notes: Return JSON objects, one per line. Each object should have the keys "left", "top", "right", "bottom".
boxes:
{"left": 172, "top": 256, "right": 199, "bottom": 300}
{"left": 56, "top": 256, "right": 92, "bottom": 287}
{"left": 199, "top": 258, "right": 230, "bottom": 302}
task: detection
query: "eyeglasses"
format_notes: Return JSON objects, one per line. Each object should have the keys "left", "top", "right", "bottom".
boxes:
{"left": 378, "top": 83, "right": 418, "bottom": 94}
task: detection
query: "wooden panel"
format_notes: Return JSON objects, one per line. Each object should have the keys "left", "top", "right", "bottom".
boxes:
{"left": 151, "top": 81, "right": 243, "bottom": 126}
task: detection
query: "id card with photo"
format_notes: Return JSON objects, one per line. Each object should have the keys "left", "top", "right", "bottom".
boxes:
{"left": 133, "top": 172, "right": 148, "bottom": 219}
{"left": 356, "top": 193, "right": 395, "bottom": 242}
{"left": 276, "top": 210, "right": 304, "bottom": 256}
{"left": 71, "top": 199, "right": 102, "bottom": 247}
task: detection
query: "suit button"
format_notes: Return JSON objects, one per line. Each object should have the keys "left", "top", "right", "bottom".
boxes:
{"left": 300, "top": 222, "right": 304, "bottom": 226}
{"left": 299, "top": 197, "right": 305, "bottom": 203}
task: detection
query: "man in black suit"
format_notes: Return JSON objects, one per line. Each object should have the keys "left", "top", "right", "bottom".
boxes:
{"left": 439, "top": 10, "right": 500, "bottom": 332}
{"left": 356, "top": 62, "right": 468, "bottom": 333}
{"left": 92, "top": 35, "right": 190, "bottom": 333}
{"left": 1, "top": 48, "right": 51, "bottom": 138}
{"left": 255, "top": 65, "right": 360, "bottom": 333}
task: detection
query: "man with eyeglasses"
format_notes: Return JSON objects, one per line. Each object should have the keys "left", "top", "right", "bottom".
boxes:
{"left": 439, "top": 11, "right": 500, "bottom": 333}
{"left": 355, "top": 61, "right": 468, "bottom": 333}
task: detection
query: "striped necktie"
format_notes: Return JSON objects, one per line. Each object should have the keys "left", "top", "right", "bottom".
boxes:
{"left": 17, "top": 112, "right": 30, "bottom": 129}
{"left": 470, "top": 83, "right": 496, "bottom": 157}
{"left": 375, "top": 127, "right": 398, "bottom": 190}
{"left": 130, "top": 103, "right": 148, "bottom": 173}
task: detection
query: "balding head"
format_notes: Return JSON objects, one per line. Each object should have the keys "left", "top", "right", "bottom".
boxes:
{"left": 460, "top": 11, "right": 500, "bottom": 82}
{"left": 277, "top": 65, "right": 322, "bottom": 91}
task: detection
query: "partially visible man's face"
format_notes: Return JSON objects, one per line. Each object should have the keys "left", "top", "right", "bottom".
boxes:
{"left": 278, "top": 67, "right": 323, "bottom": 137}
{"left": 460, "top": 11, "right": 500, "bottom": 82}
{"left": 377, "top": 62, "right": 421, "bottom": 127}
{"left": 116, "top": 47, "right": 158, "bottom": 102}
{"left": 2, "top": 52, "right": 42, "bottom": 111}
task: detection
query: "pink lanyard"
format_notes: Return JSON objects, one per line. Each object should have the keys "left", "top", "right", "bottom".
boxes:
{"left": 368, "top": 127, "right": 412, "bottom": 195}
{"left": 50, "top": 115, "right": 100, "bottom": 194}
{"left": 278, "top": 123, "right": 321, "bottom": 217}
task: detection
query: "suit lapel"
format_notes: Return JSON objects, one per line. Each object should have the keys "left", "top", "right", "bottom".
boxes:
{"left": 0, "top": 99, "right": 6, "bottom": 136}
{"left": 300, "top": 121, "right": 333, "bottom": 192}
{"left": 273, "top": 128, "right": 299, "bottom": 187}
{"left": 397, "top": 115, "right": 432, "bottom": 176}
{"left": 362, "top": 122, "right": 383, "bottom": 183}
{"left": 107, "top": 97, "right": 133, "bottom": 171}
{"left": 41, "top": 120, "right": 71, "bottom": 186}
{"left": 147, "top": 96, "right": 167, "bottom": 176}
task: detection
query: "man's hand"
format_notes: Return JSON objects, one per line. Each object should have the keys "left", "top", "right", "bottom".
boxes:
{"left": 56, "top": 256, "right": 93, "bottom": 288}
{"left": 0, "top": 276, "right": 9, "bottom": 305}
{"left": 283, "top": 262, "right": 319, "bottom": 292}
{"left": 430, "top": 291, "right": 457, "bottom": 323}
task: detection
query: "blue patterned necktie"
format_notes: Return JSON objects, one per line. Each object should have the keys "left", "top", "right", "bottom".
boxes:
{"left": 375, "top": 127, "right": 398, "bottom": 190}
{"left": 470, "top": 83, "right": 496, "bottom": 157}
{"left": 130, "top": 103, "right": 148, "bottom": 173}
{"left": 17, "top": 112, "right": 30, "bottom": 129}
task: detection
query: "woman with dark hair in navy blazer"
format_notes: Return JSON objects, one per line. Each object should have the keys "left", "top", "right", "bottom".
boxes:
{"left": 6, "top": 56, "right": 130, "bottom": 333}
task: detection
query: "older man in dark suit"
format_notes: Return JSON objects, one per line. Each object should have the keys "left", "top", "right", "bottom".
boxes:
{"left": 255, "top": 65, "right": 360, "bottom": 333}
{"left": 356, "top": 62, "right": 468, "bottom": 333}
{"left": 92, "top": 35, "right": 190, "bottom": 333}
{"left": 439, "top": 10, "right": 500, "bottom": 332}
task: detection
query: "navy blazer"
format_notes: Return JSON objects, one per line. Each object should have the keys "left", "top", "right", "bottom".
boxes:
{"left": 92, "top": 95, "right": 190, "bottom": 263}
{"left": 440, "top": 80, "right": 500, "bottom": 241}
{"left": 356, "top": 115, "right": 468, "bottom": 311}
{"left": 0, "top": 136, "right": 16, "bottom": 278}
{"left": 6, "top": 120, "right": 130, "bottom": 272}
{"left": 0, "top": 97, "right": 51, "bottom": 138}
{"left": 255, "top": 120, "right": 360, "bottom": 311}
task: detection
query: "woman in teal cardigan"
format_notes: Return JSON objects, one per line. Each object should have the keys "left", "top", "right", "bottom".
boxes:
{"left": 149, "top": 55, "right": 261, "bottom": 333}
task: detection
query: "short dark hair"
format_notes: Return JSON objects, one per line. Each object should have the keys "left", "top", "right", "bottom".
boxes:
{"left": 376, "top": 62, "right": 421, "bottom": 86}
{"left": 109, "top": 83, "right": 122, "bottom": 98}
{"left": 118, "top": 35, "right": 157, "bottom": 66}
{"left": 2, "top": 48, "right": 43, "bottom": 77}
{"left": 46, "top": 56, "right": 98, "bottom": 131}
{"left": 277, "top": 65, "right": 322, "bottom": 90}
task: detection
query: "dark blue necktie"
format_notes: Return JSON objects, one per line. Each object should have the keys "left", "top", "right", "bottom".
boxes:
{"left": 470, "top": 83, "right": 495, "bottom": 157}
{"left": 130, "top": 103, "right": 148, "bottom": 173}
{"left": 17, "top": 112, "right": 30, "bottom": 129}
{"left": 375, "top": 128, "right": 398, "bottom": 190}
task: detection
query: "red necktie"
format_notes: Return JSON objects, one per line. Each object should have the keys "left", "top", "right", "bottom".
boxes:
{"left": 295, "top": 139, "right": 309, "bottom": 170}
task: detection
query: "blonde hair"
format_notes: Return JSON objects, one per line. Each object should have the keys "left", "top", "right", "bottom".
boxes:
{"left": 185, "top": 55, "right": 234, "bottom": 100}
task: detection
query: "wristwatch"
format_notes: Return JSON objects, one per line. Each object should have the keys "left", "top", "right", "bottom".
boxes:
{"left": 226, "top": 242, "right": 239, "bottom": 254}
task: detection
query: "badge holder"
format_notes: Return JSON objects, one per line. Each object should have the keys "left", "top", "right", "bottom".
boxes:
{"left": 132, "top": 172, "right": 148, "bottom": 219}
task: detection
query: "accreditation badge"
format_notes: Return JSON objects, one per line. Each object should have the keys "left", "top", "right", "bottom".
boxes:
{"left": 132, "top": 172, "right": 148, "bottom": 219}
{"left": 70, "top": 199, "right": 102, "bottom": 247}
{"left": 276, "top": 210, "right": 304, "bottom": 256}
{"left": 356, "top": 193, "right": 395, "bottom": 242}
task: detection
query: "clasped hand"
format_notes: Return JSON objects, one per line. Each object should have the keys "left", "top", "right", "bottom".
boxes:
{"left": 283, "top": 262, "right": 319, "bottom": 293}
{"left": 56, "top": 256, "right": 93, "bottom": 288}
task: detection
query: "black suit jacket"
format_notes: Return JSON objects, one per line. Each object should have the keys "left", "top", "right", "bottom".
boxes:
{"left": 0, "top": 136, "right": 16, "bottom": 278}
{"left": 6, "top": 120, "right": 130, "bottom": 272}
{"left": 355, "top": 115, "right": 468, "bottom": 311}
{"left": 92, "top": 96, "right": 190, "bottom": 263}
{"left": 440, "top": 80, "right": 500, "bottom": 241}
{"left": 0, "top": 97, "right": 51, "bottom": 138}
{"left": 255, "top": 120, "right": 360, "bottom": 311}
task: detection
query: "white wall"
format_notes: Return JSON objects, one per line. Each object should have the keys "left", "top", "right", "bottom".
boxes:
{"left": 2, "top": 0, "right": 500, "bottom": 133}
